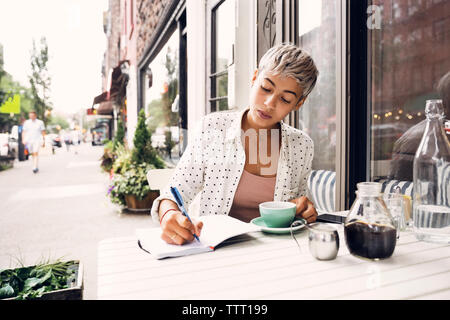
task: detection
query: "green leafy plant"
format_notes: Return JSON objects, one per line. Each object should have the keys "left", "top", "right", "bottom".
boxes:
{"left": 112, "top": 144, "right": 132, "bottom": 175}
{"left": 0, "top": 258, "right": 77, "bottom": 300}
{"left": 108, "top": 162, "right": 155, "bottom": 206}
{"left": 100, "top": 117, "right": 126, "bottom": 174}
{"left": 0, "top": 163, "right": 13, "bottom": 171}
{"left": 113, "top": 118, "right": 125, "bottom": 151}
{"left": 100, "top": 140, "right": 115, "bottom": 173}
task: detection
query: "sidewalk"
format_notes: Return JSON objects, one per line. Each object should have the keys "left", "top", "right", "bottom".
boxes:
{"left": 0, "top": 143, "right": 153, "bottom": 299}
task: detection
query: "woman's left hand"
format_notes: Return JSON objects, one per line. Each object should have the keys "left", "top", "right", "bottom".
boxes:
{"left": 289, "top": 196, "right": 317, "bottom": 223}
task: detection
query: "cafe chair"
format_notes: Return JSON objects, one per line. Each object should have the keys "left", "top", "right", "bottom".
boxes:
{"left": 377, "top": 179, "right": 413, "bottom": 198}
{"left": 307, "top": 170, "right": 416, "bottom": 214}
{"left": 146, "top": 168, "right": 175, "bottom": 191}
{"left": 378, "top": 163, "right": 449, "bottom": 206}
{"left": 308, "top": 170, "right": 336, "bottom": 213}
{"left": 146, "top": 168, "right": 201, "bottom": 217}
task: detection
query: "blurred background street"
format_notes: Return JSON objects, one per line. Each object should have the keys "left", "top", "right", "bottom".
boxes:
{"left": 0, "top": 143, "right": 152, "bottom": 299}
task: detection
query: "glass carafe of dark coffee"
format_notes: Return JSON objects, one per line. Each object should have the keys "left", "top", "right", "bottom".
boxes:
{"left": 344, "top": 182, "right": 397, "bottom": 260}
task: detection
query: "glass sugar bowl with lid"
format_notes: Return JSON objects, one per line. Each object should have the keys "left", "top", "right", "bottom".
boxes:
{"left": 344, "top": 182, "right": 397, "bottom": 260}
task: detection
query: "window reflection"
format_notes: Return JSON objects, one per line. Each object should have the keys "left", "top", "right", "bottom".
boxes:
{"left": 297, "top": 0, "right": 337, "bottom": 171}
{"left": 370, "top": 0, "right": 450, "bottom": 182}
{"left": 144, "top": 31, "right": 181, "bottom": 165}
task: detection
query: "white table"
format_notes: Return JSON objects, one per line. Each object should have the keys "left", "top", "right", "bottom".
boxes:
{"left": 97, "top": 214, "right": 450, "bottom": 300}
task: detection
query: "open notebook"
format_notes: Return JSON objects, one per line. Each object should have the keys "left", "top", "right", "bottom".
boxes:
{"left": 136, "top": 215, "right": 262, "bottom": 259}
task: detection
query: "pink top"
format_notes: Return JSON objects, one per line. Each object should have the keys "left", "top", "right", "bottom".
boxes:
{"left": 228, "top": 170, "right": 277, "bottom": 223}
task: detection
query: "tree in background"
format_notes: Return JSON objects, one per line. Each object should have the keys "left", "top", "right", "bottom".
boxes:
{"left": 113, "top": 118, "right": 125, "bottom": 151}
{"left": 163, "top": 47, "right": 179, "bottom": 127}
{"left": 48, "top": 114, "right": 69, "bottom": 132}
{"left": 0, "top": 44, "right": 19, "bottom": 130}
{"left": 0, "top": 43, "right": 5, "bottom": 92}
{"left": 29, "top": 37, "right": 52, "bottom": 125}
{"left": 146, "top": 49, "right": 179, "bottom": 131}
{"left": 147, "top": 98, "right": 164, "bottom": 134}
{"left": 0, "top": 74, "right": 34, "bottom": 132}
{"left": 132, "top": 109, "right": 165, "bottom": 169}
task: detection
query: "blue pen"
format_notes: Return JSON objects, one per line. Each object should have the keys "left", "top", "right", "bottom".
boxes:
{"left": 170, "top": 186, "right": 200, "bottom": 242}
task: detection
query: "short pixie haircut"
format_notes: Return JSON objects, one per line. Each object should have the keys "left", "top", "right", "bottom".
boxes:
{"left": 258, "top": 43, "right": 319, "bottom": 99}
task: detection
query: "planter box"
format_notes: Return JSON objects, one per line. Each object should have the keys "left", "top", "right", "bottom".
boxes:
{"left": 2, "top": 261, "right": 83, "bottom": 300}
{"left": 0, "top": 155, "right": 14, "bottom": 169}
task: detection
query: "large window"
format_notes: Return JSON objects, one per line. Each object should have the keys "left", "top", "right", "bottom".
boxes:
{"left": 144, "top": 31, "right": 182, "bottom": 165}
{"left": 296, "top": 0, "right": 338, "bottom": 171}
{"left": 209, "top": 0, "right": 235, "bottom": 112}
{"left": 369, "top": 0, "right": 450, "bottom": 182}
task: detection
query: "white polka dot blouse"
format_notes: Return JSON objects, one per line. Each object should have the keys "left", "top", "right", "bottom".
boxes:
{"left": 150, "top": 107, "right": 314, "bottom": 224}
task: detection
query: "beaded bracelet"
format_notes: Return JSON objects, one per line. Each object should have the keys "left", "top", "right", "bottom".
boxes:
{"left": 160, "top": 208, "right": 177, "bottom": 224}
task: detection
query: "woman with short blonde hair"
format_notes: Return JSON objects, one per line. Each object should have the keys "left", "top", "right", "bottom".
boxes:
{"left": 152, "top": 43, "right": 319, "bottom": 245}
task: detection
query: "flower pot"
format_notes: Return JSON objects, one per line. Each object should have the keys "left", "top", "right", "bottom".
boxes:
{"left": 125, "top": 190, "right": 160, "bottom": 211}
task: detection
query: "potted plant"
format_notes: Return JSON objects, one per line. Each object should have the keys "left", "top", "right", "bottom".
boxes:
{"left": 99, "top": 140, "right": 115, "bottom": 174}
{"left": 109, "top": 162, "right": 160, "bottom": 210}
{"left": 100, "top": 119, "right": 126, "bottom": 175}
{"left": 0, "top": 259, "right": 83, "bottom": 300}
{"left": 108, "top": 110, "right": 165, "bottom": 211}
{"left": 112, "top": 144, "right": 132, "bottom": 175}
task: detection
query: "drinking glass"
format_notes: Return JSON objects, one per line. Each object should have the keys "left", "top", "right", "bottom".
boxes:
{"left": 384, "top": 193, "right": 406, "bottom": 237}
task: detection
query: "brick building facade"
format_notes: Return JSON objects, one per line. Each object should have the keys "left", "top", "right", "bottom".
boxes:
{"left": 136, "top": 0, "right": 168, "bottom": 63}
{"left": 103, "top": 0, "right": 122, "bottom": 91}
{"left": 94, "top": 0, "right": 170, "bottom": 144}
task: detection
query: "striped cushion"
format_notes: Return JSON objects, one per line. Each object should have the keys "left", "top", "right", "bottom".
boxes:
{"left": 308, "top": 172, "right": 416, "bottom": 213}
{"left": 308, "top": 170, "right": 336, "bottom": 213}
{"left": 378, "top": 164, "right": 450, "bottom": 204}
{"left": 376, "top": 179, "right": 413, "bottom": 198}
{"left": 437, "top": 163, "right": 450, "bottom": 207}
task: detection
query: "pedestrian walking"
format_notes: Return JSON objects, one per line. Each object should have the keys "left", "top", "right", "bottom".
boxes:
{"left": 63, "top": 131, "right": 71, "bottom": 152}
{"left": 22, "top": 110, "right": 46, "bottom": 173}
{"left": 71, "top": 129, "right": 79, "bottom": 154}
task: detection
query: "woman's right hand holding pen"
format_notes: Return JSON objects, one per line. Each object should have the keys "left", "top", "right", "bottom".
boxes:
{"left": 159, "top": 199, "right": 203, "bottom": 245}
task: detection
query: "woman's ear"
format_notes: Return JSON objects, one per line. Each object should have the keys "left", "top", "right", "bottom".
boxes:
{"left": 294, "top": 96, "right": 307, "bottom": 111}
{"left": 251, "top": 69, "right": 259, "bottom": 86}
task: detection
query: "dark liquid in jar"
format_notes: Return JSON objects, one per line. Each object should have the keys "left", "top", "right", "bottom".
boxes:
{"left": 344, "top": 221, "right": 396, "bottom": 260}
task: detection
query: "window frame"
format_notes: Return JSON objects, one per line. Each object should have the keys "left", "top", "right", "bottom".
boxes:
{"left": 347, "top": 0, "right": 370, "bottom": 209}
{"left": 207, "top": 0, "right": 232, "bottom": 113}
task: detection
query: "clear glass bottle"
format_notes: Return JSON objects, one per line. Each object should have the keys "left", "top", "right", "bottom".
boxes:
{"left": 344, "top": 182, "right": 397, "bottom": 260}
{"left": 413, "top": 99, "right": 450, "bottom": 244}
